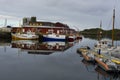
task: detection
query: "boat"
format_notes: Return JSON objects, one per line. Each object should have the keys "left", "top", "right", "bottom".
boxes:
{"left": 67, "top": 34, "right": 75, "bottom": 42}
{"left": 94, "top": 39, "right": 112, "bottom": 49}
{"left": 11, "top": 40, "right": 39, "bottom": 48}
{"left": 77, "top": 46, "right": 95, "bottom": 61}
{"left": 93, "top": 20, "right": 114, "bottom": 54}
{"left": 75, "top": 34, "right": 82, "bottom": 40}
{"left": 42, "top": 33, "right": 66, "bottom": 41}
{"left": 81, "top": 50, "right": 95, "bottom": 62}
{"left": 94, "top": 9, "right": 120, "bottom": 72}
{"left": 94, "top": 54, "right": 118, "bottom": 72}
{"left": 94, "top": 38, "right": 114, "bottom": 54}
{"left": 12, "top": 33, "right": 39, "bottom": 40}
{"left": 11, "top": 28, "right": 39, "bottom": 40}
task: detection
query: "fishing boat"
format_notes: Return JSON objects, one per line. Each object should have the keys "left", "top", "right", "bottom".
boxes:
{"left": 42, "top": 33, "right": 66, "bottom": 41}
{"left": 11, "top": 28, "right": 39, "bottom": 40}
{"left": 12, "top": 32, "right": 39, "bottom": 40}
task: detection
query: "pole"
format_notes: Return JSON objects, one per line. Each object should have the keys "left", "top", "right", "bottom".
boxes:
{"left": 112, "top": 9, "right": 115, "bottom": 46}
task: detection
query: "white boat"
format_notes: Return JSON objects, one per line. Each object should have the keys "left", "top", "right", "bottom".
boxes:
{"left": 43, "top": 33, "right": 66, "bottom": 41}
{"left": 93, "top": 9, "right": 120, "bottom": 55}
{"left": 12, "top": 31, "right": 39, "bottom": 40}
{"left": 94, "top": 39, "right": 112, "bottom": 48}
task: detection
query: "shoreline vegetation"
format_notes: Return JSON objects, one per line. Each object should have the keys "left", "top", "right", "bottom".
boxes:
{"left": 80, "top": 28, "right": 120, "bottom": 40}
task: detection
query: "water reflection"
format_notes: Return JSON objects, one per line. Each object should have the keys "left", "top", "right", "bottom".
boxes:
{"left": 81, "top": 59, "right": 96, "bottom": 72}
{"left": 95, "top": 66, "right": 120, "bottom": 80}
{"left": 11, "top": 40, "right": 76, "bottom": 55}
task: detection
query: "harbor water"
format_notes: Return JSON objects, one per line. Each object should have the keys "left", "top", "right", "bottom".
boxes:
{"left": 0, "top": 37, "right": 120, "bottom": 80}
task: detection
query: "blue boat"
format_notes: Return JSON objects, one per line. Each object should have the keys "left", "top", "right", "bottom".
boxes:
{"left": 42, "top": 33, "right": 66, "bottom": 41}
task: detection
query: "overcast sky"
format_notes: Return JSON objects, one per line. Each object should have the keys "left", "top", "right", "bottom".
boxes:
{"left": 0, "top": 0, "right": 120, "bottom": 30}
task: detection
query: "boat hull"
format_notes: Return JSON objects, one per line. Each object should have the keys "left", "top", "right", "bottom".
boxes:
{"left": 67, "top": 36, "right": 75, "bottom": 42}
{"left": 95, "top": 57, "right": 109, "bottom": 71}
{"left": 42, "top": 34, "right": 66, "bottom": 41}
{"left": 42, "top": 37, "right": 66, "bottom": 41}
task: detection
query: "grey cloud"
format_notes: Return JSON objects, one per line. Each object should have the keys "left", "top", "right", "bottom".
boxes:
{"left": 0, "top": 0, "right": 120, "bottom": 30}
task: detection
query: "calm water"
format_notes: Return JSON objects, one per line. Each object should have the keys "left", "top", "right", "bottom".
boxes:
{"left": 0, "top": 38, "right": 120, "bottom": 80}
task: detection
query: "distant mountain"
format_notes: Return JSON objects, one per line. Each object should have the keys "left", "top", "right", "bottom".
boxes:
{"left": 79, "top": 28, "right": 120, "bottom": 40}
{"left": 80, "top": 28, "right": 120, "bottom": 35}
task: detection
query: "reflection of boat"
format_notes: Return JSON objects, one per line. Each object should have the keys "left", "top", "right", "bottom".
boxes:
{"left": 0, "top": 39, "right": 11, "bottom": 46}
{"left": 11, "top": 40, "right": 75, "bottom": 55}
{"left": 81, "top": 59, "right": 96, "bottom": 72}
{"left": 41, "top": 41, "right": 71, "bottom": 51}
{"left": 95, "top": 66, "right": 120, "bottom": 80}
{"left": 12, "top": 40, "right": 38, "bottom": 48}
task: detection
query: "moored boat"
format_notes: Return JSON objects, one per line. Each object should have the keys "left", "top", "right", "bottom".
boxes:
{"left": 42, "top": 33, "right": 66, "bottom": 41}
{"left": 77, "top": 46, "right": 95, "bottom": 61}
{"left": 94, "top": 55, "right": 119, "bottom": 72}
{"left": 67, "top": 34, "right": 75, "bottom": 42}
{"left": 12, "top": 32, "right": 39, "bottom": 40}
{"left": 11, "top": 27, "right": 39, "bottom": 40}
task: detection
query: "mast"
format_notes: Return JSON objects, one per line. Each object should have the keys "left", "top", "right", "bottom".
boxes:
{"left": 99, "top": 20, "right": 102, "bottom": 40}
{"left": 98, "top": 20, "right": 102, "bottom": 41}
{"left": 112, "top": 9, "right": 115, "bottom": 46}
